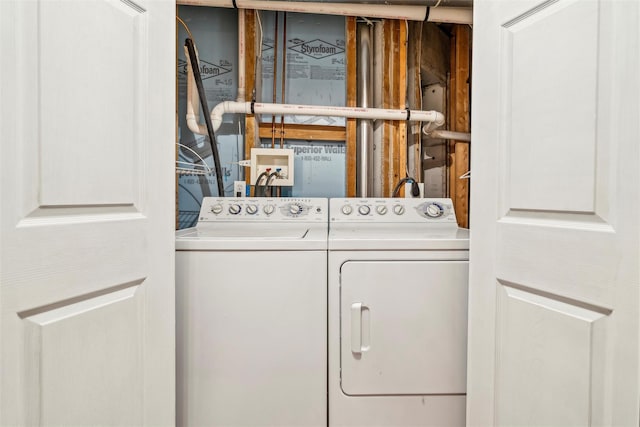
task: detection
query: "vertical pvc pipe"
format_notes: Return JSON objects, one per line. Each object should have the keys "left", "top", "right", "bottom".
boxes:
{"left": 279, "top": 12, "right": 287, "bottom": 148}
{"left": 237, "top": 10, "right": 246, "bottom": 102}
{"left": 271, "top": 12, "right": 279, "bottom": 148}
{"left": 356, "top": 23, "right": 373, "bottom": 197}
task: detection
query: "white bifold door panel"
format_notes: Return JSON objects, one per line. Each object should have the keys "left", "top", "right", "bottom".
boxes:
{"left": 0, "top": 0, "right": 175, "bottom": 425}
{"left": 340, "top": 261, "right": 468, "bottom": 395}
{"left": 469, "top": 0, "right": 640, "bottom": 425}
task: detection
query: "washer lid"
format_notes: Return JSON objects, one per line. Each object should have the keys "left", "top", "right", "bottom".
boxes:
{"left": 176, "top": 223, "right": 328, "bottom": 250}
{"left": 329, "top": 224, "right": 469, "bottom": 250}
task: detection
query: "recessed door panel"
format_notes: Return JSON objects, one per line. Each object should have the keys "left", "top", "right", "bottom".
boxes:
{"left": 1, "top": 0, "right": 175, "bottom": 425}
{"left": 469, "top": 0, "right": 640, "bottom": 424}
{"left": 22, "top": 286, "right": 143, "bottom": 426}
{"left": 340, "top": 260, "right": 468, "bottom": 395}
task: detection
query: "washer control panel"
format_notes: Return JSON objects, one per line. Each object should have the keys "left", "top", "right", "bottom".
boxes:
{"left": 198, "top": 198, "right": 327, "bottom": 222}
{"left": 330, "top": 198, "right": 458, "bottom": 225}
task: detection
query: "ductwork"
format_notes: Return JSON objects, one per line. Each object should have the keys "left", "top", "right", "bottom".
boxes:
{"left": 356, "top": 24, "right": 373, "bottom": 197}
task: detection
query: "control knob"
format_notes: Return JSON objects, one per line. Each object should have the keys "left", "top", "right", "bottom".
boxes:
{"left": 210, "top": 204, "right": 223, "bottom": 215}
{"left": 246, "top": 204, "right": 258, "bottom": 215}
{"left": 376, "top": 205, "right": 388, "bottom": 215}
{"left": 341, "top": 205, "right": 353, "bottom": 215}
{"left": 289, "top": 203, "right": 303, "bottom": 215}
{"left": 425, "top": 202, "right": 444, "bottom": 218}
{"left": 393, "top": 204, "right": 405, "bottom": 215}
{"left": 263, "top": 204, "right": 275, "bottom": 215}
{"left": 358, "top": 205, "right": 371, "bottom": 216}
{"left": 228, "top": 204, "right": 242, "bottom": 215}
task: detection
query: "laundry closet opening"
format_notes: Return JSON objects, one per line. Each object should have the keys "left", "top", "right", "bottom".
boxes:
{"left": 175, "top": 3, "right": 472, "bottom": 229}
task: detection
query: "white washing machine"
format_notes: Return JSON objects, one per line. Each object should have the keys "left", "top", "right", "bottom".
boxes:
{"left": 328, "top": 198, "right": 469, "bottom": 426}
{"left": 176, "top": 197, "right": 328, "bottom": 427}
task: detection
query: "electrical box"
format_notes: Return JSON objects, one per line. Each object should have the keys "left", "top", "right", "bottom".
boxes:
{"left": 250, "top": 148, "right": 295, "bottom": 187}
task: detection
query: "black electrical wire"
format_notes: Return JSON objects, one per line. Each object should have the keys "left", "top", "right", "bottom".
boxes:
{"left": 254, "top": 171, "right": 269, "bottom": 197}
{"left": 392, "top": 176, "right": 420, "bottom": 198}
{"left": 265, "top": 171, "right": 280, "bottom": 197}
{"left": 185, "top": 38, "right": 225, "bottom": 197}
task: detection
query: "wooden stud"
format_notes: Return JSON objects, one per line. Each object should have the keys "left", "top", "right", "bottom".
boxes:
{"left": 381, "top": 20, "right": 408, "bottom": 197}
{"left": 258, "top": 123, "right": 346, "bottom": 141}
{"left": 407, "top": 21, "right": 423, "bottom": 182}
{"left": 393, "top": 21, "right": 400, "bottom": 195}
{"left": 396, "top": 21, "right": 408, "bottom": 196}
{"left": 449, "top": 25, "right": 471, "bottom": 228}
{"left": 244, "top": 9, "right": 257, "bottom": 195}
{"left": 382, "top": 20, "right": 392, "bottom": 196}
{"left": 448, "top": 29, "right": 457, "bottom": 213}
{"left": 346, "top": 17, "right": 357, "bottom": 197}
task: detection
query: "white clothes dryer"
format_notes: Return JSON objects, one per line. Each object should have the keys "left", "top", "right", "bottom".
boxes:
{"left": 176, "top": 197, "right": 328, "bottom": 427}
{"left": 328, "top": 198, "right": 469, "bottom": 426}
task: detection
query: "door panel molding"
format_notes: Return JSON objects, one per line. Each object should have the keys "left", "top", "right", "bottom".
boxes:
{"left": 498, "top": 0, "right": 600, "bottom": 215}
{"left": 468, "top": 0, "right": 639, "bottom": 424}
{"left": 0, "top": 0, "right": 175, "bottom": 424}
{"left": 495, "top": 283, "right": 607, "bottom": 425}
{"left": 18, "top": 207, "right": 144, "bottom": 227}
{"left": 38, "top": 0, "right": 148, "bottom": 207}
{"left": 499, "top": 209, "right": 613, "bottom": 231}
{"left": 23, "top": 285, "right": 144, "bottom": 426}
{"left": 17, "top": 278, "right": 144, "bottom": 319}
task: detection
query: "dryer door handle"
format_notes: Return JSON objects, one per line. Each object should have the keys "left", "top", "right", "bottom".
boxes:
{"left": 351, "top": 303, "right": 362, "bottom": 354}
{"left": 351, "top": 302, "right": 370, "bottom": 354}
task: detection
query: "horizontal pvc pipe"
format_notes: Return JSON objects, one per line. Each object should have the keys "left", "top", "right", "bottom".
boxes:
{"left": 210, "top": 101, "right": 445, "bottom": 132}
{"left": 178, "top": 0, "right": 427, "bottom": 20}
{"left": 427, "top": 7, "right": 473, "bottom": 25}
{"left": 268, "top": 0, "right": 472, "bottom": 5}
{"left": 424, "top": 128, "right": 471, "bottom": 142}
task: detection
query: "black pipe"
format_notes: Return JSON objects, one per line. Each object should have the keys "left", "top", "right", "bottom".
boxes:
{"left": 185, "top": 38, "right": 225, "bottom": 197}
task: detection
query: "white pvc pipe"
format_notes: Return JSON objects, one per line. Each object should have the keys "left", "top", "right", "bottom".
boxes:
{"left": 184, "top": 45, "right": 208, "bottom": 135}
{"left": 237, "top": 11, "right": 246, "bottom": 103}
{"left": 184, "top": 11, "right": 248, "bottom": 134}
{"left": 210, "top": 101, "right": 445, "bottom": 132}
{"left": 178, "top": 0, "right": 427, "bottom": 21}
{"left": 427, "top": 7, "right": 473, "bottom": 25}
{"left": 424, "top": 128, "right": 471, "bottom": 142}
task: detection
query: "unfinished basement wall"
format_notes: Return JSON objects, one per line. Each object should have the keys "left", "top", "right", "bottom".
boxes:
{"left": 419, "top": 22, "right": 471, "bottom": 228}
{"left": 176, "top": 6, "right": 242, "bottom": 228}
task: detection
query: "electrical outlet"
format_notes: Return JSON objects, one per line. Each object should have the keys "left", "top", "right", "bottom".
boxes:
{"left": 234, "top": 181, "right": 246, "bottom": 197}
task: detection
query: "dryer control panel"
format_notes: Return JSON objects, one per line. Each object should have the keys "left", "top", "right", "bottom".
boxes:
{"left": 330, "top": 198, "right": 459, "bottom": 225}
{"left": 198, "top": 197, "right": 328, "bottom": 222}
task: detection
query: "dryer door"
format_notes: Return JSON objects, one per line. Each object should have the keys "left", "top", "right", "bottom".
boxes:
{"left": 340, "top": 260, "right": 468, "bottom": 395}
